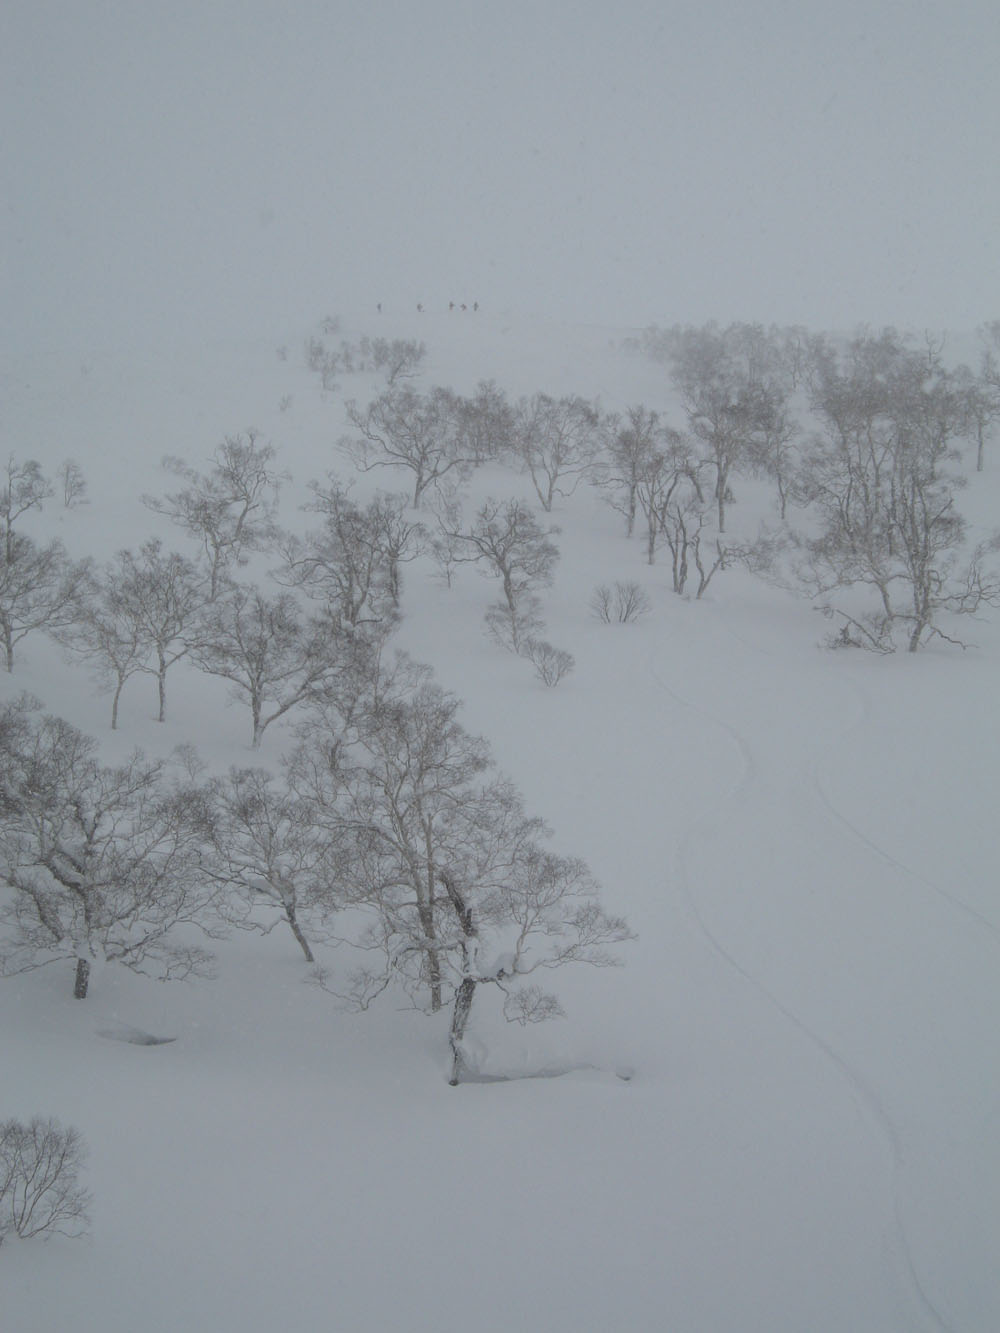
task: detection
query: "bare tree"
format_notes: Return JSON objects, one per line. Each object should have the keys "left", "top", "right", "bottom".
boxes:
{"left": 277, "top": 480, "right": 421, "bottom": 627}
{"left": 656, "top": 487, "right": 733, "bottom": 598}
{"left": 187, "top": 583, "right": 342, "bottom": 747}
{"left": 143, "top": 432, "right": 286, "bottom": 599}
{"left": 634, "top": 432, "right": 703, "bottom": 566}
{"left": 205, "top": 767, "right": 336, "bottom": 962}
{"left": 0, "top": 698, "right": 220, "bottom": 998}
{"left": 452, "top": 380, "right": 514, "bottom": 463}
{"left": 435, "top": 497, "right": 560, "bottom": 653}
{"left": 1, "top": 457, "right": 55, "bottom": 562}
{"left": 0, "top": 531, "right": 90, "bottom": 672}
{"left": 595, "top": 405, "right": 662, "bottom": 536}
{"left": 664, "top": 323, "right": 791, "bottom": 532}
{"left": 964, "top": 323, "right": 1000, "bottom": 471}
{"left": 292, "top": 674, "right": 490, "bottom": 1013}
{"left": 510, "top": 393, "right": 601, "bottom": 511}
{"left": 110, "top": 541, "right": 204, "bottom": 721}
{"left": 56, "top": 559, "right": 151, "bottom": 729}
{"left": 366, "top": 490, "right": 427, "bottom": 607}
{"left": 57, "top": 460, "right": 89, "bottom": 509}
{"left": 294, "top": 672, "right": 631, "bottom": 1082}
{"left": 344, "top": 385, "right": 477, "bottom": 507}
{"left": 0, "top": 1118, "right": 91, "bottom": 1244}
{"left": 368, "top": 336, "right": 427, "bottom": 384}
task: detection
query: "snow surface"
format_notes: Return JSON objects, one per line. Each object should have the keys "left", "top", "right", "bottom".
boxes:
{"left": 2, "top": 309, "right": 999, "bottom": 1333}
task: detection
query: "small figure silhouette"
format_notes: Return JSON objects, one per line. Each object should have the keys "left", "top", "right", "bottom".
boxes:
{"left": 417, "top": 303, "right": 423, "bottom": 313}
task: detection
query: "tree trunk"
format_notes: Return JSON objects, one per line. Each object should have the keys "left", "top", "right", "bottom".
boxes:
{"left": 111, "top": 678, "right": 124, "bottom": 730}
{"left": 157, "top": 651, "right": 167, "bottom": 722}
{"left": 448, "top": 977, "right": 477, "bottom": 1085}
{"left": 285, "top": 904, "right": 314, "bottom": 963}
{"left": 74, "top": 957, "right": 91, "bottom": 999}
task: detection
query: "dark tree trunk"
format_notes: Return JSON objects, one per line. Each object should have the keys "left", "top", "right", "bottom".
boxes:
{"left": 74, "top": 957, "right": 91, "bottom": 999}
{"left": 285, "top": 904, "right": 314, "bottom": 963}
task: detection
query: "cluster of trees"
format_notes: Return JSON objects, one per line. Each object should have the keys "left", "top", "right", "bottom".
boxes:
{"left": 328, "top": 321, "right": 1000, "bottom": 650}
{"left": 632, "top": 321, "right": 1000, "bottom": 650}
{"left": 306, "top": 326, "right": 427, "bottom": 391}
{"left": 0, "top": 650, "right": 631, "bottom": 1081}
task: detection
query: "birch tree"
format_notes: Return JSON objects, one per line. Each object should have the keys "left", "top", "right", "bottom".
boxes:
{"left": 435, "top": 497, "right": 559, "bottom": 653}
{"left": 206, "top": 766, "right": 336, "bottom": 963}
{"left": 344, "top": 385, "right": 477, "bottom": 507}
{"left": 143, "top": 432, "right": 285, "bottom": 599}
{"left": 0, "top": 533, "right": 90, "bottom": 672}
{"left": 510, "top": 393, "right": 600, "bottom": 511}
{"left": 0, "top": 699, "right": 219, "bottom": 998}
{"left": 187, "top": 583, "right": 341, "bottom": 747}
{"left": 292, "top": 670, "right": 632, "bottom": 1081}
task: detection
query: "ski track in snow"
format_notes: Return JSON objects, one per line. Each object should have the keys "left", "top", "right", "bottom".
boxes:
{"left": 805, "top": 668, "right": 1000, "bottom": 942}
{"left": 717, "top": 611, "right": 1000, "bottom": 942}
{"left": 647, "top": 627, "right": 955, "bottom": 1333}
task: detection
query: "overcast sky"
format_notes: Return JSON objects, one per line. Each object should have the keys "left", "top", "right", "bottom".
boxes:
{"left": 2, "top": 0, "right": 998, "bottom": 349}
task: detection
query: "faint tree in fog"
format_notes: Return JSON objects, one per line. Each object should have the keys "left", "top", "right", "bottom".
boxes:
{"left": 344, "top": 385, "right": 477, "bottom": 507}
{"left": 662, "top": 323, "right": 792, "bottom": 532}
{"left": 143, "top": 431, "right": 286, "bottom": 599}
{"left": 108, "top": 540, "right": 204, "bottom": 721}
{"left": 1, "top": 458, "right": 54, "bottom": 560}
{"left": 187, "top": 583, "right": 341, "bottom": 747}
{"left": 510, "top": 393, "right": 601, "bottom": 511}
{"left": 278, "top": 480, "right": 422, "bottom": 626}
{"left": 57, "top": 460, "right": 89, "bottom": 509}
{"left": 795, "top": 329, "right": 1000, "bottom": 651}
{"left": 595, "top": 405, "right": 662, "bottom": 537}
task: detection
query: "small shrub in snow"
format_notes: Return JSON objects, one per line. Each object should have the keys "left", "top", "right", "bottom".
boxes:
{"left": 484, "top": 597, "right": 544, "bottom": 655}
{"left": 0, "top": 1117, "right": 91, "bottom": 1245}
{"left": 590, "top": 581, "right": 650, "bottom": 624}
{"left": 523, "top": 638, "right": 574, "bottom": 687}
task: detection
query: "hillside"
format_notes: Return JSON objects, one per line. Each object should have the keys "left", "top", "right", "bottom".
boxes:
{"left": 2, "top": 310, "right": 998, "bottom": 1333}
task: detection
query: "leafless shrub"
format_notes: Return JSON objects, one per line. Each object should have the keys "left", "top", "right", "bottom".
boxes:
{"left": 590, "top": 581, "right": 650, "bottom": 623}
{"left": 0, "top": 1117, "right": 91, "bottom": 1244}
{"left": 523, "top": 638, "right": 575, "bottom": 687}
{"left": 484, "top": 597, "right": 544, "bottom": 655}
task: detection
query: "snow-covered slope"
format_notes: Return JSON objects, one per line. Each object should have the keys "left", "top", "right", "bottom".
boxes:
{"left": 2, "top": 311, "right": 998, "bottom": 1333}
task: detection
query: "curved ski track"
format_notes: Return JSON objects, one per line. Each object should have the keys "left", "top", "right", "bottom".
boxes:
{"left": 647, "top": 622, "right": 956, "bottom": 1333}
